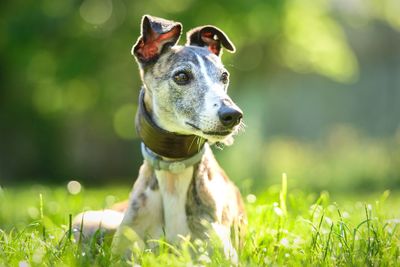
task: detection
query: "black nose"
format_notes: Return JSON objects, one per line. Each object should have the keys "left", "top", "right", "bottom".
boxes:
{"left": 218, "top": 105, "right": 243, "bottom": 128}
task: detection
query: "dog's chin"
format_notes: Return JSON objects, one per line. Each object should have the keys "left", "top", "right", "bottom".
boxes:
{"left": 192, "top": 130, "right": 236, "bottom": 147}
{"left": 178, "top": 127, "right": 235, "bottom": 146}
{"left": 208, "top": 135, "right": 235, "bottom": 146}
{"left": 182, "top": 122, "right": 238, "bottom": 146}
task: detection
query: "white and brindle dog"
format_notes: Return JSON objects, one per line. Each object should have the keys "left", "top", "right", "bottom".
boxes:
{"left": 73, "top": 15, "right": 246, "bottom": 261}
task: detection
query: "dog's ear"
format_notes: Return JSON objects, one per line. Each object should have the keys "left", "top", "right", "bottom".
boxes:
{"left": 186, "top": 26, "right": 235, "bottom": 56}
{"left": 132, "top": 15, "right": 182, "bottom": 64}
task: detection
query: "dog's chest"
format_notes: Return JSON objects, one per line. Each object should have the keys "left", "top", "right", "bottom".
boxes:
{"left": 155, "top": 167, "right": 194, "bottom": 243}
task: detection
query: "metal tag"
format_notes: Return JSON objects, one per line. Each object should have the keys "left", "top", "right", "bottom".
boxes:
{"left": 168, "top": 162, "right": 186, "bottom": 173}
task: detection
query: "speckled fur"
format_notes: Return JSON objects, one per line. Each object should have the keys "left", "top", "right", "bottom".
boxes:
{"left": 73, "top": 15, "right": 246, "bottom": 263}
{"left": 110, "top": 144, "right": 246, "bottom": 260}
{"left": 141, "top": 45, "right": 242, "bottom": 145}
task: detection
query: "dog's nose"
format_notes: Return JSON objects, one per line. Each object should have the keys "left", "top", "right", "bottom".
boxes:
{"left": 218, "top": 104, "right": 243, "bottom": 128}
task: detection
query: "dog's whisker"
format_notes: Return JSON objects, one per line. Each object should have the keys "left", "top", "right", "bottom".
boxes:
{"left": 188, "top": 135, "right": 197, "bottom": 153}
{"left": 197, "top": 136, "right": 202, "bottom": 152}
{"left": 238, "top": 121, "right": 246, "bottom": 133}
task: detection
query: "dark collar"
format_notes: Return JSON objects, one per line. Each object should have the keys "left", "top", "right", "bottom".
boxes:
{"left": 136, "top": 89, "right": 206, "bottom": 159}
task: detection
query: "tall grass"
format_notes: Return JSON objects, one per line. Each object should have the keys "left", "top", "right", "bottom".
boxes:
{"left": 0, "top": 178, "right": 399, "bottom": 266}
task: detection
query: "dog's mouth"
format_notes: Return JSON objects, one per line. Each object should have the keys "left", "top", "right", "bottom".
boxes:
{"left": 185, "top": 122, "right": 233, "bottom": 137}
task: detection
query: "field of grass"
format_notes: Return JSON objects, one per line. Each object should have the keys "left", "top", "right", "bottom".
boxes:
{"left": 1, "top": 177, "right": 399, "bottom": 266}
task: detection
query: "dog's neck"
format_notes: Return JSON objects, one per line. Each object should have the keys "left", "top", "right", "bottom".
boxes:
{"left": 136, "top": 88, "right": 206, "bottom": 159}
{"left": 143, "top": 88, "right": 154, "bottom": 114}
{"left": 137, "top": 88, "right": 206, "bottom": 241}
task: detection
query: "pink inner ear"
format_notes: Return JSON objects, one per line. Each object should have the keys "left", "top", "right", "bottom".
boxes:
{"left": 208, "top": 43, "right": 219, "bottom": 55}
{"left": 201, "top": 31, "right": 220, "bottom": 55}
{"left": 137, "top": 27, "right": 180, "bottom": 61}
{"left": 137, "top": 40, "right": 158, "bottom": 60}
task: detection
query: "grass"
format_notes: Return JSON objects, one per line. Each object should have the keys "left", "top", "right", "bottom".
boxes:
{"left": 0, "top": 177, "right": 399, "bottom": 266}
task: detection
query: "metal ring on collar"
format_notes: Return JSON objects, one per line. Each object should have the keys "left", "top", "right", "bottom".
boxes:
{"left": 141, "top": 142, "right": 206, "bottom": 173}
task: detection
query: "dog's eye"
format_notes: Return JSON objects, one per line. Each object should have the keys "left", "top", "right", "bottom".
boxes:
{"left": 221, "top": 72, "right": 229, "bottom": 84}
{"left": 173, "top": 71, "right": 191, "bottom": 85}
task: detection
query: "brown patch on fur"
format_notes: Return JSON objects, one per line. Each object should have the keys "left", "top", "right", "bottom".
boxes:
{"left": 234, "top": 186, "right": 247, "bottom": 249}
{"left": 217, "top": 166, "right": 229, "bottom": 182}
{"left": 139, "top": 192, "right": 147, "bottom": 206}
{"left": 164, "top": 172, "right": 179, "bottom": 193}
{"left": 186, "top": 160, "right": 217, "bottom": 239}
{"left": 235, "top": 187, "right": 246, "bottom": 222}
{"left": 221, "top": 205, "right": 231, "bottom": 226}
{"left": 203, "top": 157, "right": 214, "bottom": 181}
{"left": 204, "top": 152, "right": 228, "bottom": 183}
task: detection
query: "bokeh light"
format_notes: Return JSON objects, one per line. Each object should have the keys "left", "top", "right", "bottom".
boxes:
{"left": 281, "top": 0, "right": 358, "bottom": 82}
{"left": 67, "top": 181, "right": 82, "bottom": 195}
{"left": 80, "top": 0, "right": 113, "bottom": 25}
{"left": 113, "top": 104, "right": 137, "bottom": 140}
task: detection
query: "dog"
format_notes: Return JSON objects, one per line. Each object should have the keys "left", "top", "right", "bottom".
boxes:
{"left": 73, "top": 15, "right": 246, "bottom": 262}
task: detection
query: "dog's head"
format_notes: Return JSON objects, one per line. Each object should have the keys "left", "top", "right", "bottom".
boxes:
{"left": 132, "top": 15, "right": 243, "bottom": 145}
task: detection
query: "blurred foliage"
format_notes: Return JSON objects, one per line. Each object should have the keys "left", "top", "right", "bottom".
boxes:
{"left": 223, "top": 125, "right": 400, "bottom": 194}
{"left": 0, "top": 0, "right": 400, "bottom": 192}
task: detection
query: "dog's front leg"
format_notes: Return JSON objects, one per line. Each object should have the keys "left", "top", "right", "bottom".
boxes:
{"left": 211, "top": 223, "right": 239, "bottom": 264}
{"left": 112, "top": 212, "right": 146, "bottom": 256}
{"left": 112, "top": 162, "right": 163, "bottom": 257}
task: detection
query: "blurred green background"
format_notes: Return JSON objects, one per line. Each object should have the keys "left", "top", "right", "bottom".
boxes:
{"left": 1, "top": 0, "right": 399, "bottom": 194}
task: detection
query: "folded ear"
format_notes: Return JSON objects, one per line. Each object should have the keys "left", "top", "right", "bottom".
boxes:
{"left": 186, "top": 26, "right": 235, "bottom": 56}
{"left": 132, "top": 15, "right": 182, "bottom": 64}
